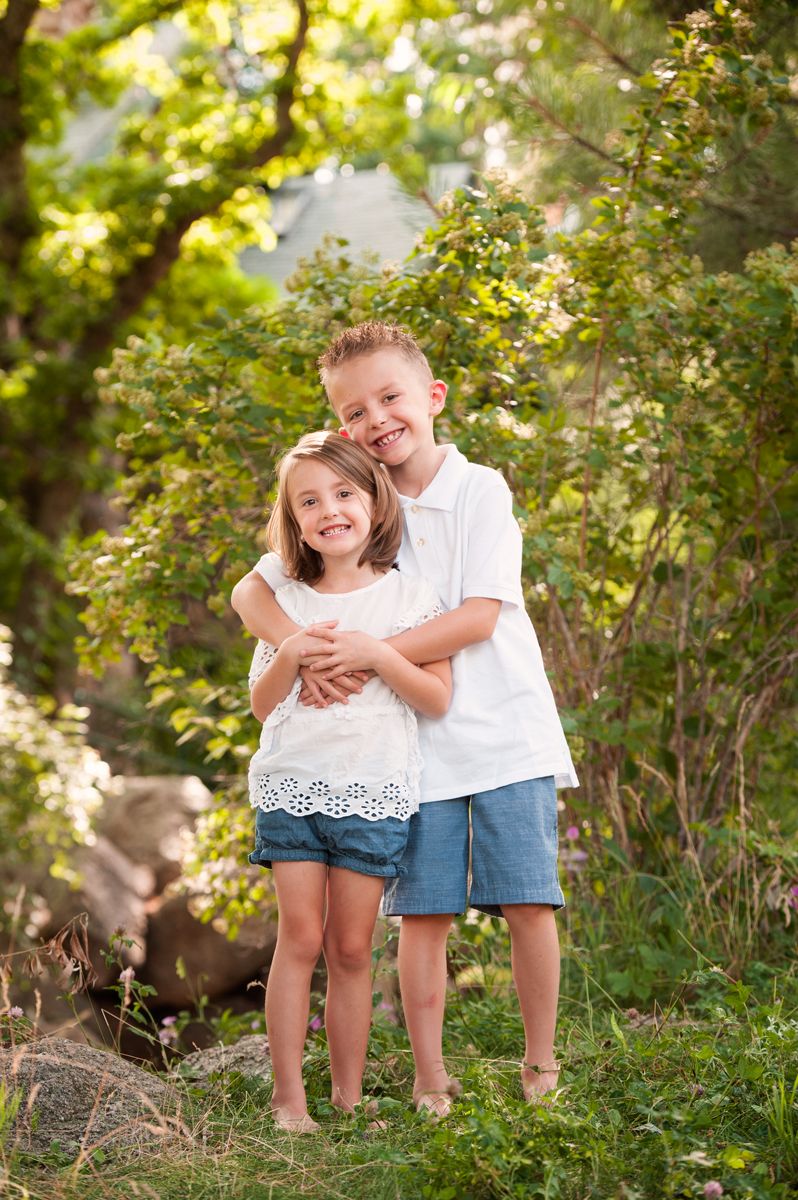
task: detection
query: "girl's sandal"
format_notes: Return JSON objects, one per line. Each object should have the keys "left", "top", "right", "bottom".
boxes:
{"left": 413, "top": 1076, "right": 463, "bottom": 1121}
{"left": 521, "top": 1060, "right": 562, "bottom": 1105}
{"left": 272, "top": 1110, "right": 321, "bottom": 1134}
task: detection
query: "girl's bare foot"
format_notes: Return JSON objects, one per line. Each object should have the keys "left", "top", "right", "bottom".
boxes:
{"left": 272, "top": 1107, "right": 321, "bottom": 1133}
{"left": 521, "top": 1060, "right": 561, "bottom": 1103}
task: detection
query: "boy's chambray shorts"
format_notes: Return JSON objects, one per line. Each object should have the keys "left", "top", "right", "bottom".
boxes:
{"left": 382, "top": 776, "right": 565, "bottom": 917}
{"left": 249, "top": 806, "right": 411, "bottom": 878}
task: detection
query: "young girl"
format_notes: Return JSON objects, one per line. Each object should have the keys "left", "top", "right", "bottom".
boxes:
{"left": 247, "top": 431, "right": 451, "bottom": 1133}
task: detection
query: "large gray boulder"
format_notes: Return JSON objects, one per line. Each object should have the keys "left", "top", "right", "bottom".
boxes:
{"left": 0, "top": 1038, "right": 174, "bottom": 1155}
{"left": 38, "top": 836, "right": 154, "bottom": 987}
{"left": 137, "top": 895, "right": 276, "bottom": 1007}
{"left": 178, "top": 1034, "right": 272, "bottom": 1086}
{"left": 98, "top": 775, "right": 213, "bottom": 890}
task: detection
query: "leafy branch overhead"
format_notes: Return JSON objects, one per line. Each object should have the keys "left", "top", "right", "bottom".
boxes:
{"left": 0, "top": 0, "right": 422, "bottom": 685}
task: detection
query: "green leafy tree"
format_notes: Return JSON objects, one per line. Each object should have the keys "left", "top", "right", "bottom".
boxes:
{"left": 405, "top": 0, "right": 798, "bottom": 267}
{"left": 0, "top": 0, "right": 448, "bottom": 688}
{"left": 73, "top": 6, "right": 797, "bottom": 944}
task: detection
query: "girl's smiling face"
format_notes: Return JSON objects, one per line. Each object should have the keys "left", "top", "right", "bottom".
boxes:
{"left": 288, "top": 458, "right": 374, "bottom": 563}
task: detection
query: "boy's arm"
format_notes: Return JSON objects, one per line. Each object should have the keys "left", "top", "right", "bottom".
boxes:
{"left": 330, "top": 631, "right": 452, "bottom": 718}
{"left": 385, "top": 598, "right": 500, "bottom": 664}
{"left": 231, "top": 571, "right": 298, "bottom": 644}
{"left": 306, "top": 597, "right": 500, "bottom": 675}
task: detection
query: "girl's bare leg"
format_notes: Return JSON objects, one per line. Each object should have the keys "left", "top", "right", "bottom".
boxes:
{"left": 322, "top": 867, "right": 386, "bottom": 1111}
{"left": 267, "top": 861, "right": 327, "bottom": 1130}
{"left": 502, "top": 903, "right": 561, "bottom": 1099}
{"left": 397, "top": 913, "right": 459, "bottom": 1115}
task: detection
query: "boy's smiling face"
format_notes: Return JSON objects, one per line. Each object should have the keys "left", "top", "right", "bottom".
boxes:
{"left": 326, "top": 348, "right": 446, "bottom": 475}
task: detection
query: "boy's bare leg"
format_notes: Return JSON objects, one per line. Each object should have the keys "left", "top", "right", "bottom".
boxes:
{"left": 323, "top": 868, "right": 386, "bottom": 1112}
{"left": 267, "top": 862, "right": 327, "bottom": 1131}
{"left": 501, "top": 903, "right": 561, "bottom": 1099}
{"left": 397, "top": 913, "right": 460, "bottom": 1115}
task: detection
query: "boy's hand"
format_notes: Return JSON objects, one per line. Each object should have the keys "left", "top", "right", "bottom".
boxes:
{"left": 298, "top": 668, "right": 371, "bottom": 708}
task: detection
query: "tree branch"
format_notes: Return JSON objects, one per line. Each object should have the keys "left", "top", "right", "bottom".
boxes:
{"left": 0, "top": 0, "right": 40, "bottom": 288}
{"left": 75, "top": 0, "right": 309, "bottom": 361}
{"left": 522, "top": 94, "right": 623, "bottom": 168}
{"left": 566, "top": 15, "right": 642, "bottom": 76}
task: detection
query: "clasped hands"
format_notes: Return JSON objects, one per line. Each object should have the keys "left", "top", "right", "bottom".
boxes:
{"left": 294, "top": 621, "right": 376, "bottom": 709}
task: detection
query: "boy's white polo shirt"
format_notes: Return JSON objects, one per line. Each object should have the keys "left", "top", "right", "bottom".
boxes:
{"left": 394, "top": 444, "right": 578, "bottom": 801}
{"left": 253, "top": 444, "right": 578, "bottom": 802}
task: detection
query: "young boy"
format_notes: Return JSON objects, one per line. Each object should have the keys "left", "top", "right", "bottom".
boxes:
{"left": 232, "top": 322, "right": 577, "bottom": 1113}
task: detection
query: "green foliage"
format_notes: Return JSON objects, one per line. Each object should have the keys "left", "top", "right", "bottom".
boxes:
{"left": 0, "top": 0, "right": 443, "bottom": 687}
{"left": 71, "top": 6, "right": 797, "bottom": 935}
{"left": 0, "top": 625, "right": 106, "bottom": 924}
{"left": 3, "top": 946, "right": 798, "bottom": 1197}
{"left": 412, "top": 0, "right": 798, "bottom": 269}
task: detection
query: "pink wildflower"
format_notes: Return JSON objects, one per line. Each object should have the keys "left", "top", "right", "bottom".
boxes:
{"left": 161, "top": 1015, "right": 177, "bottom": 1027}
{"left": 118, "top": 965, "right": 135, "bottom": 1006}
{"left": 704, "top": 1183, "right": 723, "bottom": 1198}
{"left": 565, "top": 825, "right": 580, "bottom": 840}
{"left": 8, "top": 1006, "right": 23, "bottom": 1019}
{"left": 308, "top": 1016, "right": 323, "bottom": 1032}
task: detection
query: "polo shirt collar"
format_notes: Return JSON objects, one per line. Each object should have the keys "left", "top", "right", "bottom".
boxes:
{"left": 397, "top": 444, "right": 468, "bottom": 512}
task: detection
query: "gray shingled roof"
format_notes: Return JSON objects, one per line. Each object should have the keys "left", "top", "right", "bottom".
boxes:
{"left": 240, "top": 164, "right": 472, "bottom": 289}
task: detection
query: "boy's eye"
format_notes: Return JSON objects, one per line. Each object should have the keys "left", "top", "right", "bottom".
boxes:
{"left": 347, "top": 409, "right": 364, "bottom": 422}
{"left": 383, "top": 393, "right": 397, "bottom": 403}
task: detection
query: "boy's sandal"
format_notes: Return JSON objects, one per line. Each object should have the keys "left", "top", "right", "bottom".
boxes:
{"left": 521, "top": 1060, "right": 562, "bottom": 1104}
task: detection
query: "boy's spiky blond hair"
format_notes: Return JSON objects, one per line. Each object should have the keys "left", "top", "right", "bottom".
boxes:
{"left": 318, "top": 322, "right": 432, "bottom": 389}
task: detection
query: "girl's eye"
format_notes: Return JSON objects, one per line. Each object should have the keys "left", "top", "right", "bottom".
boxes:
{"left": 338, "top": 490, "right": 353, "bottom": 499}
{"left": 383, "top": 393, "right": 397, "bottom": 403}
{"left": 302, "top": 498, "right": 316, "bottom": 507}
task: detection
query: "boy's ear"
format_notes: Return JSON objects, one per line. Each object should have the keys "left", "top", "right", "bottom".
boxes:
{"left": 429, "top": 379, "right": 447, "bottom": 415}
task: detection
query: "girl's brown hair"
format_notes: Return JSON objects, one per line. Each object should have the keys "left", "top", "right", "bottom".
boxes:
{"left": 266, "top": 431, "right": 402, "bottom": 585}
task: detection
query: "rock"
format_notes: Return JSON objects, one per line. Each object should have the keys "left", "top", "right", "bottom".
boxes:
{"left": 38, "top": 836, "right": 154, "bottom": 987}
{"left": 178, "top": 1034, "right": 272, "bottom": 1086}
{"left": 98, "top": 775, "right": 213, "bottom": 891}
{"left": 0, "top": 1038, "right": 174, "bottom": 1155}
{"left": 137, "top": 895, "right": 276, "bottom": 1008}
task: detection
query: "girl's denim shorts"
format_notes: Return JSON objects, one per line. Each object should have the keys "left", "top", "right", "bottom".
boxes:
{"left": 249, "top": 806, "right": 411, "bottom": 878}
{"left": 383, "top": 776, "right": 565, "bottom": 916}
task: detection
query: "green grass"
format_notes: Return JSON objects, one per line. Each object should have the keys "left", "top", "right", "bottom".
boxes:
{"left": 3, "top": 955, "right": 797, "bottom": 1200}
{"left": 3, "top": 857, "right": 797, "bottom": 1200}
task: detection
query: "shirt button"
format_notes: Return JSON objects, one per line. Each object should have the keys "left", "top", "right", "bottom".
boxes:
{"left": 411, "top": 505, "right": 419, "bottom": 513}
{"left": 416, "top": 537, "right": 425, "bottom": 547}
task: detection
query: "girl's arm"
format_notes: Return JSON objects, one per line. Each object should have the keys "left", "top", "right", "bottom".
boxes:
{"left": 330, "top": 631, "right": 451, "bottom": 719}
{"left": 250, "top": 629, "right": 332, "bottom": 722}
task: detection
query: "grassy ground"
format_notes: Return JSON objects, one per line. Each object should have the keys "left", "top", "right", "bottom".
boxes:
{"left": 3, "top": 867, "right": 798, "bottom": 1200}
